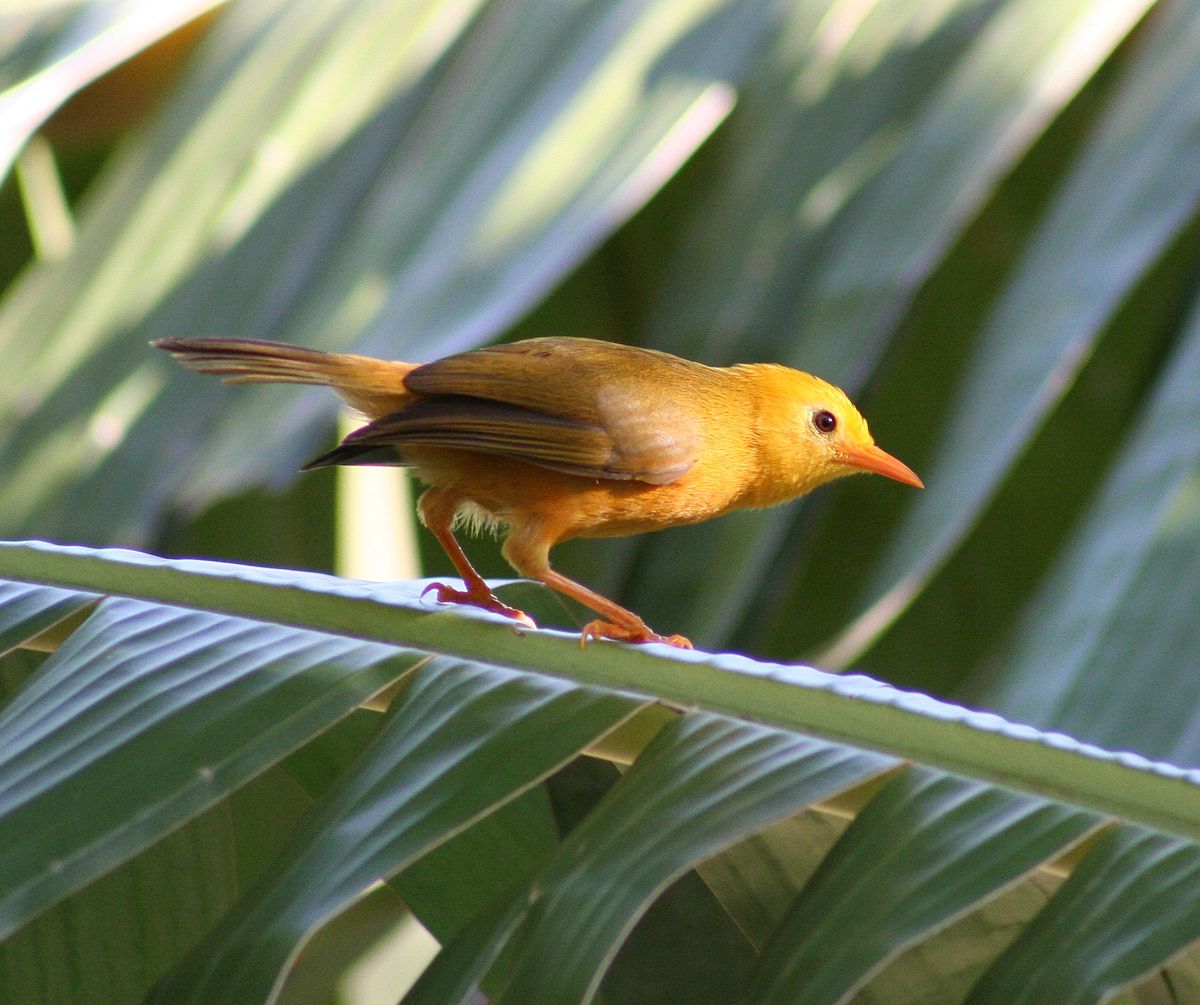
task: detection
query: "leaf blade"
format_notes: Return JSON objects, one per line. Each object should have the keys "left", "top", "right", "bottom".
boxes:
{"left": 968, "top": 826, "right": 1200, "bottom": 1004}
{"left": 491, "top": 714, "right": 893, "bottom": 1004}
{"left": 745, "top": 769, "right": 1098, "bottom": 1004}
{"left": 150, "top": 656, "right": 642, "bottom": 1005}
{"left": 822, "top": 0, "right": 1200, "bottom": 664}
{"left": 0, "top": 594, "right": 419, "bottom": 938}
{"left": 2, "top": 541, "right": 1200, "bottom": 842}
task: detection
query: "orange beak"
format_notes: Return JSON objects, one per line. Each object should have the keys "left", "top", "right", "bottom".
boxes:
{"left": 838, "top": 443, "right": 924, "bottom": 488}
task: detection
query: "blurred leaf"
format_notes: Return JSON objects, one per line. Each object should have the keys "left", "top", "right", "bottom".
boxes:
{"left": 0, "top": 0, "right": 225, "bottom": 175}
{"left": 650, "top": 0, "right": 1150, "bottom": 368}
{"left": 163, "top": 475, "right": 336, "bottom": 574}
{"left": 0, "top": 0, "right": 781, "bottom": 543}
{"left": 821, "top": 0, "right": 1200, "bottom": 665}
{"left": 970, "top": 290, "right": 1200, "bottom": 764}
{"left": 826, "top": 203, "right": 1195, "bottom": 696}
{"left": 616, "top": 0, "right": 1153, "bottom": 648}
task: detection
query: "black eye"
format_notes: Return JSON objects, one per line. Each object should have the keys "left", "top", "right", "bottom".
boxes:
{"left": 813, "top": 410, "right": 837, "bottom": 434}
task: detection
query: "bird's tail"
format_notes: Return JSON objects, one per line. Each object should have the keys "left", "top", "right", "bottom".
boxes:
{"left": 153, "top": 337, "right": 416, "bottom": 417}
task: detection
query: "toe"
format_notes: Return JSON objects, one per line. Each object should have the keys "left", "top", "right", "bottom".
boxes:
{"left": 579, "top": 620, "right": 690, "bottom": 648}
{"left": 421, "top": 581, "right": 536, "bottom": 629}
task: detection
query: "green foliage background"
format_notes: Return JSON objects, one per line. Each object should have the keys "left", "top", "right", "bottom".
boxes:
{"left": 2, "top": 0, "right": 1200, "bottom": 1002}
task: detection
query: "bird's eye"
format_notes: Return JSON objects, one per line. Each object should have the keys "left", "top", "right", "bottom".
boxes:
{"left": 813, "top": 409, "right": 837, "bottom": 434}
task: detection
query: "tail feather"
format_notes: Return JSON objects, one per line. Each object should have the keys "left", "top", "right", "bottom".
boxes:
{"left": 151, "top": 337, "right": 340, "bottom": 384}
{"left": 153, "top": 337, "right": 415, "bottom": 417}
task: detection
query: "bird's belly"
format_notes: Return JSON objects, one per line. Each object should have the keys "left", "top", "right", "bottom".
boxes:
{"left": 564, "top": 482, "right": 726, "bottom": 539}
{"left": 407, "top": 448, "right": 741, "bottom": 542}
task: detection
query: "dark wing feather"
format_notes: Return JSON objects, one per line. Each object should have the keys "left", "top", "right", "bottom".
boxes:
{"left": 400, "top": 338, "right": 704, "bottom": 481}
{"left": 305, "top": 394, "right": 690, "bottom": 484}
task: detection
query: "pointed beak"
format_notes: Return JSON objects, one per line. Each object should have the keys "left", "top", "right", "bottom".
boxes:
{"left": 838, "top": 443, "right": 924, "bottom": 488}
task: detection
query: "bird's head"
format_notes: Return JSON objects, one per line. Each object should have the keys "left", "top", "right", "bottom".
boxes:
{"left": 802, "top": 379, "right": 922, "bottom": 488}
{"left": 747, "top": 366, "right": 923, "bottom": 499}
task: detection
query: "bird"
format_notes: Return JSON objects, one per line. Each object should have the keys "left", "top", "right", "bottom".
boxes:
{"left": 154, "top": 336, "right": 922, "bottom": 648}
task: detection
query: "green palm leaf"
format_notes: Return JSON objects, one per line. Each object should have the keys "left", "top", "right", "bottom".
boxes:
{"left": 150, "top": 656, "right": 639, "bottom": 1004}
{"left": 3, "top": 0, "right": 1200, "bottom": 1000}
{"left": 744, "top": 770, "right": 1097, "bottom": 1003}
{"left": 1, "top": 543, "right": 1200, "bottom": 1000}
{"left": 0, "top": 585, "right": 420, "bottom": 939}
{"left": 819, "top": 0, "right": 1200, "bottom": 665}
{"left": 968, "top": 828, "right": 1200, "bottom": 1003}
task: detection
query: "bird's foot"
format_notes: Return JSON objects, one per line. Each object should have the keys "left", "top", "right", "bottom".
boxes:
{"left": 579, "top": 619, "right": 692, "bottom": 649}
{"left": 421, "top": 581, "right": 537, "bottom": 629}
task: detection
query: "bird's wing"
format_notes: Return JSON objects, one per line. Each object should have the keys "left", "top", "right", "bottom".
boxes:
{"left": 314, "top": 339, "right": 707, "bottom": 483}
{"left": 404, "top": 338, "right": 697, "bottom": 420}
{"left": 306, "top": 395, "right": 690, "bottom": 483}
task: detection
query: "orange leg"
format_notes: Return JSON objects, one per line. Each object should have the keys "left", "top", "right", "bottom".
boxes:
{"left": 502, "top": 528, "right": 691, "bottom": 649}
{"left": 417, "top": 490, "right": 535, "bottom": 628}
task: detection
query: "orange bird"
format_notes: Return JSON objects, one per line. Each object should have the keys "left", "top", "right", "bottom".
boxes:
{"left": 155, "top": 337, "right": 921, "bottom": 648}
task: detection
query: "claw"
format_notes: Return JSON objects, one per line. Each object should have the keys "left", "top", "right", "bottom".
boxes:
{"left": 579, "top": 619, "right": 692, "bottom": 649}
{"left": 421, "top": 581, "right": 537, "bottom": 629}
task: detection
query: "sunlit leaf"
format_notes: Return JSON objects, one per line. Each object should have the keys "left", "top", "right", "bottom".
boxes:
{"left": 618, "top": 0, "right": 1153, "bottom": 648}
{"left": 0, "top": 0, "right": 225, "bottom": 176}
{"left": 0, "top": 0, "right": 777, "bottom": 542}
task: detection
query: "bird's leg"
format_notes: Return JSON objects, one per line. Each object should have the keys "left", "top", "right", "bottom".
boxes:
{"left": 417, "top": 489, "right": 535, "bottom": 628}
{"left": 502, "top": 531, "right": 691, "bottom": 649}
{"left": 545, "top": 569, "right": 693, "bottom": 649}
